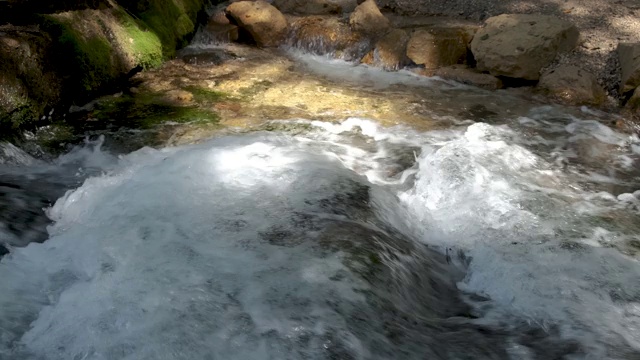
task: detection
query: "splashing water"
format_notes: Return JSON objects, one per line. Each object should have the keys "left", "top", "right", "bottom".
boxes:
{"left": 0, "top": 113, "right": 639, "bottom": 359}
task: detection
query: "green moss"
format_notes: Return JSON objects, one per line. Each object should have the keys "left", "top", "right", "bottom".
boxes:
{"left": 184, "top": 86, "right": 227, "bottom": 103}
{"left": 116, "top": 9, "right": 163, "bottom": 69}
{"left": 89, "top": 92, "right": 219, "bottom": 129}
{"left": 135, "top": 0, "right": 203, "bottom": 57}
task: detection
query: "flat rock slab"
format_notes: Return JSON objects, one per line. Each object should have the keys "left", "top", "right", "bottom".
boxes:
{"left": 470, "top": 14, "right": 579, "bottom": 80}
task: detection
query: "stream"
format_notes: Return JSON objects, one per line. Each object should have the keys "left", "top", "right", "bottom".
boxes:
{"left": 1, "top": 42, "right": 640, "bottom": 359}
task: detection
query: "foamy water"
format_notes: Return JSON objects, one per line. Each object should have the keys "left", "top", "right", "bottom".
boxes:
{"left": 0, "top": 115, "right": 638, "bottom": 359}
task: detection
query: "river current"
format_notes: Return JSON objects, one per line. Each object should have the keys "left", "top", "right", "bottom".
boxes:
{"left": 1, "top": 48, "right": 640, "bottom": 359}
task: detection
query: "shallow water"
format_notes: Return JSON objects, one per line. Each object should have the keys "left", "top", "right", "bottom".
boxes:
{"left": 1, "top": 50, "right": 640, "bottom": 359}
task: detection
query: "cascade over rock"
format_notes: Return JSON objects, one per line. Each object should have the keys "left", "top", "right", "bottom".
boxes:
{"left": 362, "top": 28, "right": 410, "bottom": 70}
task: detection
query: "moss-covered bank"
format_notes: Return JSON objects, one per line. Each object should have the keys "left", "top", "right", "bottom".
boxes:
{"left": 0, "top": 0, "right": 209, "bottom": 136}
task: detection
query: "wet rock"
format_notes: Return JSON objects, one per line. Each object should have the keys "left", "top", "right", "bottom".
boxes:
{"left": 617, "top": 42, "right": 640, "bottom": 94}
{"left": 274, "top": 0, "right": 356, "bottom": 15}
{"left": 538, "top": 65, "right": 606, "bottom": 106}
{"left": 226, "top": 0, "right": 288, "bottom": 47}
{"left": 432, "top": 65, "right": 503, "bottom": 90}
{"left": 349, "top": 0, "right": 390, "bottom": 37}
{"left": 406, "top": 26, "right": 475, "bottom": 70}
{"left": 470, "top": 14, "right": 579, "bottom": 80}
{"left": 287, "top": 15, "right": 368, "bottom": 60}
{"left": 363, "top": 28, "right": 410, "bottom": 70}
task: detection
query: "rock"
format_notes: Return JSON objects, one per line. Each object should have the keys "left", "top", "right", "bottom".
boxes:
{"left": 0, "top": 244, "right": 8, "bottom": 257}
{"left": 273, "top": 0, "right": 356, "bottom": 15}
{"left": 226, "top": 0, "right": 288, "bottom": 47}
{"left": 470, "top": 14, "right": 579, "bottom": 80}
{"left": 538, "top": 65, "right": 606, "bottom": 106}
{"left": 618, "top": 43, "right": 640, "bottom": 94}
{"left": 432, "top": 65, "right": 503, "bottom": 90}
{"left": 349, "top": 0, "right": 390, "bottom": 37}
{"left": 0, "top": 26, "right": 60, "bottom": 127}
{"left": 406, "top": 27, "right": 474, "bottom": 70}
{"left": 363, "top": 28, "right": 409, "bottom": 70}
{"left": 288, "top": 16, "right": 367, "bottom": 60}
{"left": 625, "top": 86, "right": 640, "bottom": 111}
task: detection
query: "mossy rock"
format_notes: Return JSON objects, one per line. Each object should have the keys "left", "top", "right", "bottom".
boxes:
{"left": 127, "top": 0, "right": 205, "bottom": 57}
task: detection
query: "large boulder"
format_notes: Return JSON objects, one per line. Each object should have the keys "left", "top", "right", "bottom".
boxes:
{"left": 470, "top": 14, "right": 579, "bottom": 80}
{"left": 617, "top": 43, "right": 640, "bottom": 94}
{"left": 362, "top": 28, "right": 409, "bottom": 70}
{"left": 349, "top": 0, "right": 390, "bottom": 37}
{"left": 288, "top": 16, "right": 367, "bottom": 60}
{"left": 432, "top": 65, "right": 503, "bottom": 90}
{"left": 406, "top": 26, "right": 475, "bottom": 70}
{"left": 226, "top": 0, "right": 288, "bottom": 47}
{"left": 538, "top": 65, "right": 606, "bottom": 106}
{"left": 273, "top": 0, "right": 357, "bottom": 15}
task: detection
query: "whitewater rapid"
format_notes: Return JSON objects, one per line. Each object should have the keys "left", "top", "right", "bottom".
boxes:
{"left": 0, "top": 116, "right": 639, "bottom": 359}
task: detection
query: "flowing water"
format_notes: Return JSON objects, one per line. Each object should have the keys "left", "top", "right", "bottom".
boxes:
{"left": 1, "top": 43, "right": 640, "bottom": 359}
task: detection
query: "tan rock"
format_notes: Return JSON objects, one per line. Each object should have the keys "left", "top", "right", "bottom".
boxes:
{"left": 364, "top": 28, "right": 409, "bottom": 70}
{"left": 406, "top": 27, "right": 474, "bottom": 70}
{"left": 617, "top": 43, "right": 640, "bottom": 94}
{"left": 432, "top": 65, "right": 503, "bottom": 90}
{"left": 538, "top": 65, "right": 606, "bottom": 106}
{"left": 226, "top": 0, "right": 288, "bottom": 47}
{"left": 470, "top": 14, "right": 579, "bottom": 80}
{"left": 349, "top": 0, "right": 390, "bottom": 37}
{"left": 273, "top": 0, "right": 356, "bottom": 15}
